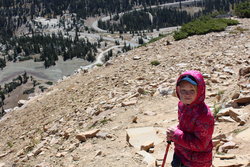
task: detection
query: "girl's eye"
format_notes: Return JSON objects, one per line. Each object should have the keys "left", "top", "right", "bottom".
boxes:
{"left": 180, "top": 90, "right": 195, "bottom": 95}
{"left": 190, "top": 90, "right": 195, "bottom": 94}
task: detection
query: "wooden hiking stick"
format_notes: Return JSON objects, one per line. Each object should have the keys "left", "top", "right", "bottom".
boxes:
{"left": 161, "top": 141, "right": 171, "bottom": 167}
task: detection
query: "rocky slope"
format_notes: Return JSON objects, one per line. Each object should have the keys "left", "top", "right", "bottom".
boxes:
{"left": 0, "top": 18, "right": 250, "bottom": 167}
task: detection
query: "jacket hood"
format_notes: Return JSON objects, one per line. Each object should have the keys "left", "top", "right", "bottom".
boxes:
{"left": 176, "top": 70, "right": 206, "bottom": 105}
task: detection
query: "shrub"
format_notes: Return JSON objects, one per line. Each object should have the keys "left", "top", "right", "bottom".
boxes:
{"left": 7, "top": 141, "right": 13, "bottom": 148}
{"left": 45, "top": 81, "right": 53, "bottom": 85}
{"left": 96, "top": 63, "right": 103, "bottom": 67}
{"left": 173, "top": 16, "right": 239, "bottom": 40}
{"left": 23, "top": 88, "right": 35, "bottom": 94}
{"left": 151, "top": 60, "right": 160, "bottom": 66}
{"left": 0, "top": 58, "right": 6, "bottom": 69}
{"left": 235, "top": 1, "right": 250, "bottom": 18}
{"left": 39, "top": 86, "right": 47, "bottom": 92}
{"left": 212, "top": 104, "right": 222, "bottom": 117}
{"left": 173, "top": 31, "right": 188, "bottom": 40}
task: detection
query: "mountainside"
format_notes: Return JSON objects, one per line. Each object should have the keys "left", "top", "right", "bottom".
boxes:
{"left": 0, "top": 18, "right": 250, "bottom": 167}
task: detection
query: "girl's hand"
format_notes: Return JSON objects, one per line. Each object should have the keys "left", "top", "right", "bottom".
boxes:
{"left": 166, "top": 127, "right": 177, "bottom": 141}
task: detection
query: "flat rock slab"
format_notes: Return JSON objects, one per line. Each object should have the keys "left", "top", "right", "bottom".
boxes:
{"left": 213, "top": 154, "right": 250, "bottom": 167}
{"left": 126, "top": 127, "right": 163, "bottom": 149}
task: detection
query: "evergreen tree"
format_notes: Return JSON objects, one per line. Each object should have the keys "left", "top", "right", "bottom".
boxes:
{"left": 0, "top": 58, "right": 6, "bottom": 69}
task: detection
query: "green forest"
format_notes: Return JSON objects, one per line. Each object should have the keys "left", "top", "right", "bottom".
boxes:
{"left": 98, "top": 0, "right": 247, "bottom": 32}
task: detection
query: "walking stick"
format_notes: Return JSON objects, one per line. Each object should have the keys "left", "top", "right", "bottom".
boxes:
{"left": 161, "top": 141, "right": 171, "bottom": 167}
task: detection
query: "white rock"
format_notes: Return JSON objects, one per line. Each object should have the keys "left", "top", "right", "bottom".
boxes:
{"left": 133, "top": 56, "right": 141, "bottom": 60}
{"left": 217, "top": 116, "right": 235, "bottom": 123}
{"left": 203, "top": 73, "right": 211, "bottom": 78}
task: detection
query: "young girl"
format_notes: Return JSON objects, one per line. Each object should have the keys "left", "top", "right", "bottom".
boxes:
{"left": 166, "top": 70, "right": 214, "bottom": 167}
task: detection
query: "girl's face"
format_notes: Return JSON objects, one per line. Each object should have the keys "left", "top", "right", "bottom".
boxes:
{"left": 177, "top": 81, "right": 198, "bottom": 105}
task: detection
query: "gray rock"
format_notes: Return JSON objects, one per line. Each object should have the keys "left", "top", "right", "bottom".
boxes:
{"left": 157, "top": 87, "right": 173, "bottom": 96}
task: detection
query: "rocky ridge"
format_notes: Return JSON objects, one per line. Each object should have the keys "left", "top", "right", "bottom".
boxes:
{"left": 0, "top": 18, "right": 250, "bottom": 167}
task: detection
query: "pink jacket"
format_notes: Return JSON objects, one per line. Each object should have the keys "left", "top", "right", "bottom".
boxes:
{"left": 172, "top": 70, "right": 214, "bottom": 167}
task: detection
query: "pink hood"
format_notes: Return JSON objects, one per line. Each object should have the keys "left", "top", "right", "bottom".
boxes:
{"left": 172, "top": 70, "right": 214, "bottom": 167}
